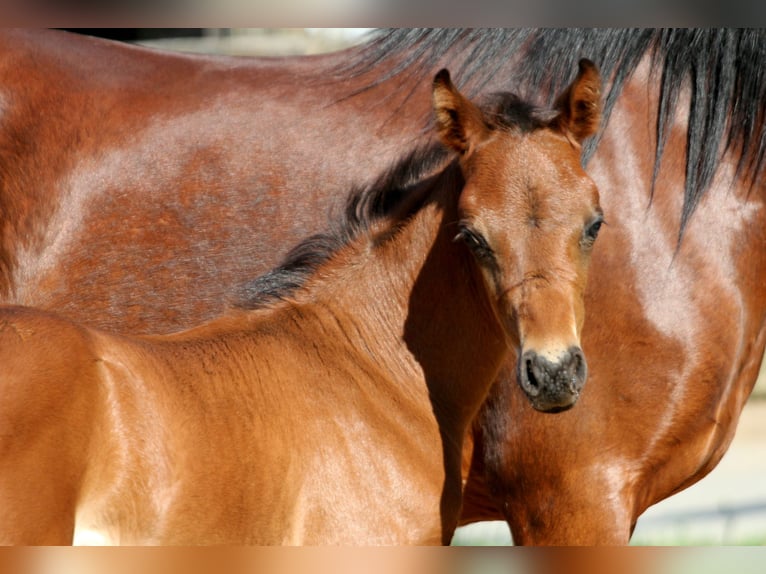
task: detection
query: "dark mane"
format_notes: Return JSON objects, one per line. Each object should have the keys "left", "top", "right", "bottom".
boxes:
{"left": 235, "top": 91, "right": 552, "bottom": 310}
{"left": 336, "top": 28, "right": 766, "bottom": 238}
{"left": 234, "top": 143, "right": 449, "bottom": 309}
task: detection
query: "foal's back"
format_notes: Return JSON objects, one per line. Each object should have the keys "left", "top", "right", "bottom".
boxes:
{"left": 0, "top": 305, "right": 445, "bottom": 544}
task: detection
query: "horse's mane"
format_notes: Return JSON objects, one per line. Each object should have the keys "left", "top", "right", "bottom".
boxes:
{"left": 335, "top": 28, "right": 766, "bottom": 238}
{"left": 235, "top": 91, "right": 551, "bottom": 310}
{"left": 234, "top": 144, "right": 448, "bottom": 309}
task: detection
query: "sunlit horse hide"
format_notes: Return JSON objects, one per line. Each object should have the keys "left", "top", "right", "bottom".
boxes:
{"left": 0, "top": 65, "right": 602, "bottom": 545}
{"left": 1, "top": 28, "right": 764, "bottom": 544}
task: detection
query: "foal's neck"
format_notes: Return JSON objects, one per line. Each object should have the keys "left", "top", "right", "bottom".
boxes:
{"left": 307, "top": 168, "right": 509, "bottom": 424}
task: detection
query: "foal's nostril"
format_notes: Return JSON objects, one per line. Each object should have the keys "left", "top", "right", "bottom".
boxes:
{"left": 525, "top": 356, "right": 538, "bottom": 389}
{"left": 519, "top": 350, "right": 541, "bottom": 397}
{"left": 568, "top": 347, "right": 587, "bottom": 392}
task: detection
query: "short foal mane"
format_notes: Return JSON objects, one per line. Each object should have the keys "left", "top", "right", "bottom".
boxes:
{"left": 234, "top": 144, "right": 448, "bottom": 310}
{"left": 234, "top": 90, "right": 554, "bottom": 310}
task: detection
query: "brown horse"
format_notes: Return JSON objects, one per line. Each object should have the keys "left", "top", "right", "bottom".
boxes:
{"left": 0, "top": 66, "right": 603, "bottom": 545}
{"left": 0, "top": 28, "right": 763, "bottom": 545}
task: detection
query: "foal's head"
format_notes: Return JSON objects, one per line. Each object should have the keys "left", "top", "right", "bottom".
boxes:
{"left": 433, "top": 60, "right": 603, "bottom": 412}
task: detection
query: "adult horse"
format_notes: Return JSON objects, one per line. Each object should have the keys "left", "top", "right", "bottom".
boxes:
{"left": 0, "top": 29, "right": 764, "bottom": 544}
{"left": 0, "top": 66, "right": 603, "bottom": 545}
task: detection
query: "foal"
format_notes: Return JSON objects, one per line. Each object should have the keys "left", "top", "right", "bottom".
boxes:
{"left": 0, "top": 63, "right": 602, "bottom": 545}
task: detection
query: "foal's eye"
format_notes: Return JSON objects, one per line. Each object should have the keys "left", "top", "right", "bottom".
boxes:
{"left": 458, "top": 228, "right": 482, "bottom": 249}
{"left": 582, "top": 214, "right": 604, "bottom": 247}
{"left": 455, "top": 225, "right": 495, "bottom": 263}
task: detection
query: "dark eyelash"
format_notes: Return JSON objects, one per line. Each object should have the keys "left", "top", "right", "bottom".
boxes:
{"left": 582, "top": 214, "right": 605, "bottom": 246}
{"left": 455, "top": 225, "right": 496, "bottom": 263}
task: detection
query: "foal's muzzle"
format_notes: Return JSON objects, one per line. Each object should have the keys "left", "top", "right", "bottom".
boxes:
{"left": 517, "top": 346, "right": 587, "bottom": 412}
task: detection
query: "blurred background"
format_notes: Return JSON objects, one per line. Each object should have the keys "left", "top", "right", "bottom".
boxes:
{"left": 67, "top": 28, "right": 766, "bottom": 546}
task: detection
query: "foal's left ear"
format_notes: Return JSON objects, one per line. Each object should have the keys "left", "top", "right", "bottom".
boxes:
{"left": 433, "top": 69, "right": 490, "bottom": 156}
{"left": 552, "top": 59, "right": 602, "bottom": 144}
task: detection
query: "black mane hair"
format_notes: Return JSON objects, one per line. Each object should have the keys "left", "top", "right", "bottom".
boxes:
{"left": 335, "top": 28, "right": 766, "bottom": 238}
{"left": 234, "top": 144, "right": 448, "bottom": 309}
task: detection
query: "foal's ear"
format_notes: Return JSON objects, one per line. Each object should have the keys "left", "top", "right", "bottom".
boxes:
{"left": 433, "top": 69, "right": 489, "bottom": 155}
{"left": 552, "top": 59, "right": 602, "bottom": 144}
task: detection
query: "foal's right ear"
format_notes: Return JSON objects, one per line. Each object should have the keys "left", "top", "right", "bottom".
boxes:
{"left": 433, "top": 69, "right": 490, "bottom": 156}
